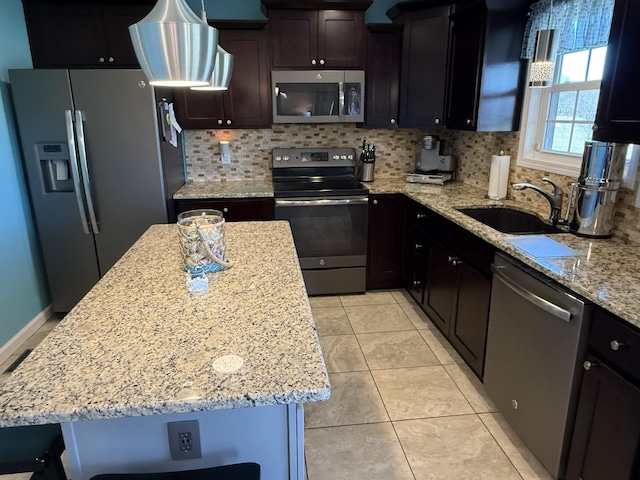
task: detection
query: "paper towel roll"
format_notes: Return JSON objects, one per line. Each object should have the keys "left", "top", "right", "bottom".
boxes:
{"left": 487, "top": 154, "right": 511, "bottom": 199}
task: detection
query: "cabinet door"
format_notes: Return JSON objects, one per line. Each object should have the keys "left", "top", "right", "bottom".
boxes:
{"left": 449, "top": 262, "right": 491, "bottom": 377}
{"left": 423, "top": 240, "right": 458, "bottom": 333}
{"left": 172, "top": 26, "right": 271, "bottom": 129}
{"left": 173, "top": 89, "right": 226, "bottom": 129}
{"left": 593, "top": 0, "right": 640, "bottom": 144}
{"left": 445, "top": 12, "right": 484, "bottom": 130}
{"left": 365, "top": 26, "right": 401, "bottom": 127}
{"left": 101, "top": 5, "right": 151, "bottom": 67}
{"left": 24, "top": 3, "right": 105, "bottom": 68}
{"left": 270, "top": 10, "right": 317, "bottom": 68}
{"left": 366, "top": 195, "right": 404, "bottom": 290}
{"left": 174, "top": 199, "right": 275, "bottom": 223}
{"left": 317, "top": 11, "right": 365, "bottom": 68}
{"left": 220, "top": 28, "right": 272, "bottom": 128}
{"left": 566, "top": 356, "right": 640, "bottom": 480}
{"left": 398, "top": 7, "right": 451, "bottom": 128}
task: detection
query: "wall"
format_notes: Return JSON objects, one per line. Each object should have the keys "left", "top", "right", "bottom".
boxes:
{"left": 185, "top": 126, "right": 640, "bottom": 244}
{"left": 185, "top": 124, "right": 424, "bottom": 181}
{"left": 0, "top": 1, "right": 50, "bottom": 347}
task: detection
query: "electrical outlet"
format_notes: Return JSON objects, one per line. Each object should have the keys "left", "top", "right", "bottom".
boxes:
{"left": 167, "top": 420, "right": 202, "bottom": 460}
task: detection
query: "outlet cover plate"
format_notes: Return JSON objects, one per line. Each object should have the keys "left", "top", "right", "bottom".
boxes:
{"left": 167, "top": 420, "right": 202, "bottom": 460}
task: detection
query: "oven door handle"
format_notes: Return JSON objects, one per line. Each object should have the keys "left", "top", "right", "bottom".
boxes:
{"left": 275, "top": 197, "right": 369, "bottom": 207}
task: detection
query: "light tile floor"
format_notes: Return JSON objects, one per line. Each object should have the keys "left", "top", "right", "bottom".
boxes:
{"left": 0, "top": 293, "right": 554, "bottom": 480}
{"left": 305, "top": 290, "right": 555, "bottom": 480}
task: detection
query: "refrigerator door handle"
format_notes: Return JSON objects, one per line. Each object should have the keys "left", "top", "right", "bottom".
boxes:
{"left": 75, "top": 109, "right": 100, "bottom": 234}
{"left": 65, "top": 109, "right": 90, "bottom": 235}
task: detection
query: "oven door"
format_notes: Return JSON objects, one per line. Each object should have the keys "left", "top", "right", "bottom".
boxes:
{"left": 275, "top": 196, "right": 368, "bottom": 269}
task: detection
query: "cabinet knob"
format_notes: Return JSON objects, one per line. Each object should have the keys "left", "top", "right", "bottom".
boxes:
{"left": 217, "top": 119, "right": 223, "bottom": 125}
{"left": 583, "top": 360, "right": 600, "bottom": 370}
{"left": 416, "top": 213, "right": 427, "bottom": 219}
{"left": 434, "top": 118, "right": 440, "bottom": 125}
{"left": 415, "top": 243, "right": 423, "bottom": 250}
{"left": 223, "top": 207, "right": 229, "bottom": 213}
{"left": 319, "top": 258, "right": 326, "bottom": 266}
{"left": 226, "top": 119, "right": 232, "bottom": 125}
{"left": 311, "top": 59, "right": 317, "bottom": 65}
{"left": 466, "top": 119, "right": 472, "bottom": 125}
{"left": 610, "top": 340, "right": 626, "bottom": 351}
{"left": 108, "top": 57, "right": 114, "bottom": 63}
{"left": 372, "top": 199, "right": 378, "bottom": 205}
{"left": 319, "top": 59, "right": 325, "bottom": 65}
{"left": 592, "top": 124, "right": 599, "bottom": 131}
{"left": 413, "top": 280, "right": 421, "bottom": 287}
{"left": 390, "top": 118, "right": 396, "bottom": 124}
{"left": 511, "top": 399, "right": 518, "bottom": 410}
{"left": 99, "top": 57, "right": 105, "bottom": 63}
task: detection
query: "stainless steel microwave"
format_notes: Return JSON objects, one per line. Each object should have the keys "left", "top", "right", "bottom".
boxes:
{"left": 272, "top": 70, "right": 365, "bottom": 123}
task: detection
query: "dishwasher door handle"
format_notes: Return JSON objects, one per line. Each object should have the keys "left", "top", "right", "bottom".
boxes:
{"left": 491, "top": 265, "right": 573, "bottom": 322}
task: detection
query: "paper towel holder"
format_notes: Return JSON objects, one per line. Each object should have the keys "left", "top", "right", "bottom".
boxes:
{"left": 485, "top": 150, "right": 511, "bottom": 200}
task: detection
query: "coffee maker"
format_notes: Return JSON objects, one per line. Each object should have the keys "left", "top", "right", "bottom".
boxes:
{"left": 406, "top": 135, "right": 457, "bottom": 185}
{"left": 564, "top": 141, "right": 626, "bottom": 238}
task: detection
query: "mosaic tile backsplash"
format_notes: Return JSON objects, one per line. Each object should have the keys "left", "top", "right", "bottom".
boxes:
{"left": 184, "top": 124, "right": 640, "bottom": 243}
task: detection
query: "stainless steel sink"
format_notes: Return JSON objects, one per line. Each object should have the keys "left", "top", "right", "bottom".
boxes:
{"left": 456, "top": 207, "right": 564, "bottom": 234}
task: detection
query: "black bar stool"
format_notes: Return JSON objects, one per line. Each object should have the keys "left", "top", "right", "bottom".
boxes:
{"left": 89, "top": 463, "right": 260, "bottom": 480}
{"left": 0, "top": 423, "right": 67, "bottom": 480}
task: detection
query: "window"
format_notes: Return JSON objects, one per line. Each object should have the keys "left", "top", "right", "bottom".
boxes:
{"left": 517, "top": 46, "right": 607, "bottom": 176}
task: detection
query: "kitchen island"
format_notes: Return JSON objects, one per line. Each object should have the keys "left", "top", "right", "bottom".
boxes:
{"left": 0, "top": 222, "right": 329, "bottom": 480}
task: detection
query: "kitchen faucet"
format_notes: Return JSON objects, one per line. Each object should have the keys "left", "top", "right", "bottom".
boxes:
{"left": 512, "top": 177, "right": 564, "bottom": 226}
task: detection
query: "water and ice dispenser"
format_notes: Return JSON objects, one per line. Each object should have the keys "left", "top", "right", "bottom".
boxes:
{"left": 36, "top": 142, "right": 73, "bottom": 193}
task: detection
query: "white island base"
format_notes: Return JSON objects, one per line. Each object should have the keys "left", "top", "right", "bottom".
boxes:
{"left": 61, "top": 403, "right": 305, "bottom": 480}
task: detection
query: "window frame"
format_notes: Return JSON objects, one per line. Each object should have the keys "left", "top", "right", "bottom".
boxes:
{"left": 517, "top": 49, "right": 604, "bottom": 177}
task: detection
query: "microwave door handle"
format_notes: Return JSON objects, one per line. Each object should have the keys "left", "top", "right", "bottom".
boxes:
{"left": 64, "top": 109, "right": 90, "bottom": 234}
{"left": 75, "top": 109, "right": 100, "bottom": 234}
{"left": 338, "top": 81, "right": 345, "bottom": 117}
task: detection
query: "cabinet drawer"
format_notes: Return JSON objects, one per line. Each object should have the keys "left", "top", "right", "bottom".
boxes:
{"left": 589, "top": 308, "right": 640, "bottom": 384}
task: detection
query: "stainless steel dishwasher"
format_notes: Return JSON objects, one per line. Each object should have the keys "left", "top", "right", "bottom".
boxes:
{"left": 483, "top": 253, "right": 592, "bottom": 479}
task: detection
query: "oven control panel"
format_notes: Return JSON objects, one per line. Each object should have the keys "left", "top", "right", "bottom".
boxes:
{"left": 273, "top": 148, "right": 356, "bottom": 168}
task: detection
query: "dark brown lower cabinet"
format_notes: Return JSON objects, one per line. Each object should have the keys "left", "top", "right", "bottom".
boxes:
{"left": 366, "top": 194, "right": 404, "bottom": 290}
{"left": 423, "top": 239, "right": 491, "bottom": 377}
{"left": 400, "top": 198, "right": 493, "bottom": 379}
{"left": 174, "top": 198, "right": 275, "bottom": 223}
{"left": 566, "top": 355, "right": 640, "bottom": 480}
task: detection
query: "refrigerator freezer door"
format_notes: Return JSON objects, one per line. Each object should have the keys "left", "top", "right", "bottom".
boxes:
{"left": 9, "top": 69, "right": 100, "bottom": 312}
{"left": 68, "top": 70, "right": 169, "bottom": 274}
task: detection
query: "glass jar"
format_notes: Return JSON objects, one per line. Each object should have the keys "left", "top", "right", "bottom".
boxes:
{"left": 177, "top": 209, "right": 227, "bottom": 273}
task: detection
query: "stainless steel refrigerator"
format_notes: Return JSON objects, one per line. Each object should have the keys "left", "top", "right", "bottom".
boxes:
{"left": 10, "top": 69, "right": 185, "bottom": 312}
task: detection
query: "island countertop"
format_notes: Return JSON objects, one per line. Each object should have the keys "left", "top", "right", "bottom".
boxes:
{"left": 0, "top": 221, "right": 330, "bottom": 427}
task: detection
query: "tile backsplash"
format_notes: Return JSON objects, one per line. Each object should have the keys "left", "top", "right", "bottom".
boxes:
{"left": 184, "top": 125, "right": 640, "bottom": 243}
{"left": 184, "top": 124, "right": 427, "bottom": 181}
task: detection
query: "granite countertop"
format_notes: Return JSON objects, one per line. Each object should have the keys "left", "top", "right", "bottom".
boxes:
{"left": 367, "top": 178, "right": 640, "bottom": 328}
{"left": 172, "top": 177, "right": 640, "bottom": 328}
{"left": 174, "top": 180, "right": 274, "bottom": 199}
{"left": 0, "top": 222, "right": 329, "bottom": 427}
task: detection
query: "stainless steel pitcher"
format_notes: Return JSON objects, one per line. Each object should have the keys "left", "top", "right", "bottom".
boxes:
{"left": 567, "top": 141, "right": 626, "bottom": 238}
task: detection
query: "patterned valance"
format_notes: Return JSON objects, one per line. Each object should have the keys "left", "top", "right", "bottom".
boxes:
{"left": 522, "top": 0, "right": 615, "bottom": 59}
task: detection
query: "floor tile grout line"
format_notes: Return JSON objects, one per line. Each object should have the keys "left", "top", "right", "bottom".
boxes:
{"left": 477, "top": 413, "right": 527, "bottom": 480}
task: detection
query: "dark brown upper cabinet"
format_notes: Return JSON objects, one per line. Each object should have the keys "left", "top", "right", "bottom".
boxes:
{"left": 22, "top": 1, "right": 153, "bottom": 68}
{"left": 593, "top": 0, "right": 640, "bottom": 144}
{"left": 364, "top": 24, "right": 402, "bottom": 128}
{"left": 267, "top": 9, "right": 367, "bottom": 69}
{"left": 172, "top": 23, "right": 272, "bottom": 130}
{"left": 444, "top": 1, "right": 528, "bottom": 131}
{"left": 391, "top": 5, "right": 452, "bottom": 128}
